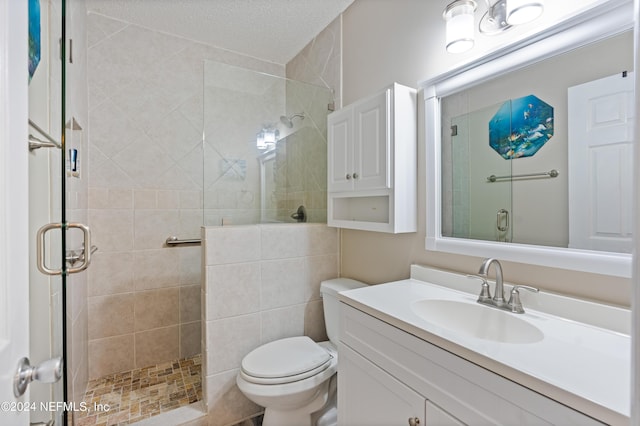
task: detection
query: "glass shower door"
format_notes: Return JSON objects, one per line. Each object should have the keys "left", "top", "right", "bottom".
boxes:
{"left": 27, "top": 0, "right": 66, "bottom": 425}
{"left": 28, "top": 1, "right": 90, "bottom": 424}
{"left": 447, "top": 103, "right": 513, "bottom": 243}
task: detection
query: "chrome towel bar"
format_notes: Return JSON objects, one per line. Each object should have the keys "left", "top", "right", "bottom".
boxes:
{"left": 166, "top": 236, "right": 201, "bottom": 246}
{"left": 29, "top": 119, "right": 61, "bottom": 150}
{"left": 487, "top": 169, "right": 559, "bottom": 183}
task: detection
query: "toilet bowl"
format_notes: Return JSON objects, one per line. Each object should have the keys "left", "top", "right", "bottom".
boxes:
{"left": 236, "top": 278, "right": 366, "bottom": 426}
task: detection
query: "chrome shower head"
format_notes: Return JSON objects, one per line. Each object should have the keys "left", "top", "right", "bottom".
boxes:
{"left": 280, "top": 113, "right": 305, "bottom": 128}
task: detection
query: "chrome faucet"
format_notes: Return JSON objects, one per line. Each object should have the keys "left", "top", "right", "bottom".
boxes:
{"left": 470, "top": 258, "right": 539, "bottom": 314}
{"left": 478, "top": 258, "right": 506, "bottom": 307}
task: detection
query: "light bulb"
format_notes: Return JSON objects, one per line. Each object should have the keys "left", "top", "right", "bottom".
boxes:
{"left": 506, "top": 0, "right": 544, "bottom": 26}
{"left": 443, "top": 1, "right": 477, "bottom": 54}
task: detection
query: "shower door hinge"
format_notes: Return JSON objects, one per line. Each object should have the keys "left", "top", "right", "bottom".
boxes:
{"left": 451, "top": 125, "right": 458, "bottom": 137}
{"left": 59, "top": 38, "right": 74, "bottom": 63}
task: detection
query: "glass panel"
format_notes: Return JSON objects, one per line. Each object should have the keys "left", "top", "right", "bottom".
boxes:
{"left": 203, "top": 61, "right": 333, "bottom": 226}
{"left": 442, "top": 100, "right": 513, "bottom": 243}
{"left": 27, "top": 0, "right": 65, "bottom": 424}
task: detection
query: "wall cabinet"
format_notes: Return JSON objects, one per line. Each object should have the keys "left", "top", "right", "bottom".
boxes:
{"left": 327, "top": 83, "right": 416, "bottom": 233}
{"left": 338, "top": 303, "right": 603, "bottom": 426}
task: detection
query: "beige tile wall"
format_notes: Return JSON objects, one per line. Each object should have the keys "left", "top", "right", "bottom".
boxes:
{"left": 86, "top": 13, "right": 285, "bottom": 379}
{"left": 280, "top": 16, "right": 343, "bottom": 224}
{"left": 202, "top": 224, "right": 339, "bottom": 424}
{"left": 85, "top": 8, "right": 341, "bottom": 411}
{"left": 197, "top": 17, "right": 344, "bottom": 424}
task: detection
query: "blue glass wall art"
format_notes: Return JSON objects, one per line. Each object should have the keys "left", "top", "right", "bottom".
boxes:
{"left": 489, "top": 94, "right": 554, "bottom": 159}
{"left": 29, "top": 0, "right": 41, "bottom": 82}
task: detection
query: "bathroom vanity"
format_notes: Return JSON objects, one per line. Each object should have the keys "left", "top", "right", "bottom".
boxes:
{"left": 337, "top": 265, "right": 630, "bottom": 425}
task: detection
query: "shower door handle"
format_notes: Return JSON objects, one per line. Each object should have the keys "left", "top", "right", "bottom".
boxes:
{"left": 497, "top": 209, "right": 509, "bottom": 232}
{"left": 37, "top": 222, "right": 92, "bottom": 275}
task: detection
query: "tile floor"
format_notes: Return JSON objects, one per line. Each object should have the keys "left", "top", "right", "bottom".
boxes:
{"left": 74, "top": 354, "right": 202, "bottom": 425}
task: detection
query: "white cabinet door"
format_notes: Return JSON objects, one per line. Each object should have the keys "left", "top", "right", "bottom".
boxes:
{"left": 338, "top": 344, "right": 425, "bottom": 426}
{"left": 353, "top": 89, "right": 390, "bottom": 191}
{"left": 426, "top": 401, "right": 465, "bottom": 426}
{"left": 328, "top": 107, "right": 354, "bottom": 192}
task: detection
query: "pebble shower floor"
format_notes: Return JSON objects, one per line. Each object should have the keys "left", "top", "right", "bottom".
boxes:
{"left": 73, "top": 354, "right": 202, "bottom": 425}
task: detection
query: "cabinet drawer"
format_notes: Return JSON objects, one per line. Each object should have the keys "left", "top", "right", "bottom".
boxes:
{"left": 339, "top": 303, "right": 603, "bottom": 425}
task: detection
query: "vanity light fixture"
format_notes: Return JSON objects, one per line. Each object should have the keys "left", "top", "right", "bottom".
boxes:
{"left": 443, "top": 0, "right": 477, "bottom": 54}
{"left": 443, "top": 0, "right": 545, "bottom": 53}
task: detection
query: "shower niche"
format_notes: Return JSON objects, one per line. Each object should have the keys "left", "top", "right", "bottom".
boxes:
{"left": 327, "top": 83, "right": 417, "bottom": 233}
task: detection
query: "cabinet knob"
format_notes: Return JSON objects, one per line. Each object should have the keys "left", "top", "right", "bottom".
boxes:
{"left": 408, "top": 417, "right": 420, "bottom": 426}
{"left": 346, "top": 173, "right": 352, "bottom": 180}
{"left": 352, "top": 172, "right": 359, "bottom": 179}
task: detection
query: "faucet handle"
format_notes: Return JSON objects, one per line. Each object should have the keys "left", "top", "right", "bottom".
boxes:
{"left": 466, "top": 274, "right": 492, "bottom": 303}
{"left": 507, "top": 285, "right": 539, "bottom": 314}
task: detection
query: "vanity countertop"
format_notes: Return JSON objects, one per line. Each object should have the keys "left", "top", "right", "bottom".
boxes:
{"left": 338, "top": 266, "right": 630, "bottom": 425}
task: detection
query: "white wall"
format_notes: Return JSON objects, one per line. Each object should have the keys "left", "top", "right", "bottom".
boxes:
{"left": 340, "top": 0, "right": 632, "bottom": 306}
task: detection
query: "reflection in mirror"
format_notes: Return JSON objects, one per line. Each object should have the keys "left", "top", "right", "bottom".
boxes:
{"left": 442, "top": 31, "right": 633, "bottom": 252}
{"left": 423, "top": 2, "right": 635, "bottom": 277}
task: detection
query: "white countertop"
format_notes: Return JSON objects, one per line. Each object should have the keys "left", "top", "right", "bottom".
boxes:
{"left": 338, "top": 266, "right": 630, "bottom": 424}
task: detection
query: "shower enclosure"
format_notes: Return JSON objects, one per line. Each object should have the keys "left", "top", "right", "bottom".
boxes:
{"left": 79, "top": 37, "right": 333, "bottom": 422}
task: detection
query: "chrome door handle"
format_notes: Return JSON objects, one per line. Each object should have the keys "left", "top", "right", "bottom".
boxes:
{"left": 36, "top": 223, "right": 63, "bottom": 276}
{"left": 497, "top": 209, "right": 509, "bottom": 232}
{"left": 67, "top": 223, "right": 92, "bottom": 274}
{"left": 37, "top": 222, "right": 92, "bottom": 275}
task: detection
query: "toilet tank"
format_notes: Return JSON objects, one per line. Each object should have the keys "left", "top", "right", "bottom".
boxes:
{"left": 320, "top": 278, "right": 367, "bottom": 345}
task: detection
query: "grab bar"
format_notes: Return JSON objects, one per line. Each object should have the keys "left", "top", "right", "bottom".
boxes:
{"left": 165, "top": 236, "right": 201, "bottom": 246}
{"left": 487, "top": 169, "right": 558, "bottom": 183}
{"left": 29, "top": 119, "right": 61, "bottom": 150}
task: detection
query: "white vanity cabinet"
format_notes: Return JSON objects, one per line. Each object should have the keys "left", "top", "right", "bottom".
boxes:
{"left": 338, "top": 302, "right": 604, "bottom": 426}
{"left": 340, "top": 343, "right": 463, "bottom": 426}
{"left": 327, "top": 83, "right": 416, "bottom": 233}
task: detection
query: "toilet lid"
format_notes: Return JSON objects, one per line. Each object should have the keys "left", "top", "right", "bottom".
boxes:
{"left": 241, "top": 336, "right": 332, "bottom": 380}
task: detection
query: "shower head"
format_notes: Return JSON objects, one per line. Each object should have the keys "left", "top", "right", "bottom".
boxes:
{"left": 280, "top": 113, "right": 305, "bottom": 128}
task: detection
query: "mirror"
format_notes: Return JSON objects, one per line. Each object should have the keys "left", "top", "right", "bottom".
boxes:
{"left": 423, "top": 1, "right": 634, "bottom": 278}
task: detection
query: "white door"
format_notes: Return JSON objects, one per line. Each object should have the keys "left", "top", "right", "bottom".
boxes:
{"left": 568, "top": 72, "right": 634, "bottom": 253}
{"left": 0, "top": 0, "right": 30, "bottom": 424}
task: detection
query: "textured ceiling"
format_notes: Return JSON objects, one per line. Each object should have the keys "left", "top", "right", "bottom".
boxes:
{"left": 86, "top": 0, "right": 355, "bottom": 64}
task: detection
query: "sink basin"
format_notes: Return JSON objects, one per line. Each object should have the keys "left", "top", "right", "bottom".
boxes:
{"left": 411, "top": 299, "right": 544, "bottom": 344}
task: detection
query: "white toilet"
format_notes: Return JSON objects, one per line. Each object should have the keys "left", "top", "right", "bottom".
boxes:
{"left": 236, "top": 278, "right": 366, "bottom": 426}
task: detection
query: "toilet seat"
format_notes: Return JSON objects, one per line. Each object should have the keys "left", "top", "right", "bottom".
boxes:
{"left": 240, "top": 336, "right": 333, "bottom": 385}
